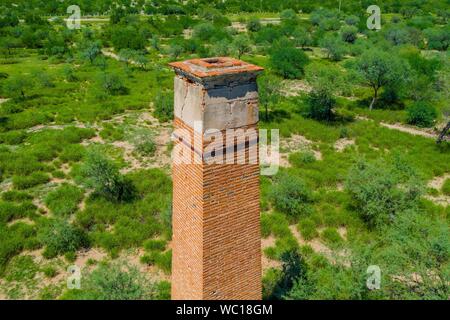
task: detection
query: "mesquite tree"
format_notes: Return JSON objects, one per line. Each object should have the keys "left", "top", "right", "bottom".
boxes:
{"left": 355, "top": 50, "right": 409, "bottom": 110}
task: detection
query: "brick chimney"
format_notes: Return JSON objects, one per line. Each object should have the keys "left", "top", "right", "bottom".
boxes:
{"left": 169, "top": 57, "right": 264, "bottom": 300}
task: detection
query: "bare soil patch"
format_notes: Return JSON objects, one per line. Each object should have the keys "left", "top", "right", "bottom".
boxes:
{"left": 280, "top": 79, "right": 312, "bottom": 96}
{"left": 426, "top": 174, "right": 450, "bottom": 206}
{"left": 261, "top": 236, "right": 282, "bottom": 270}
{"left": 279, "top": 134, "right": 322, "bottom": 167}
{"left": 289, "top": 225, "right": 350, "bottom": 267}
{"left": 334, "top": 138, "right": 355, "bottom": 152}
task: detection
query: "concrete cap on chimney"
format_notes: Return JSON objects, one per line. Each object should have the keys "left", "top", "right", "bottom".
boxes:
{"left": 169, "top": 57, "right": 264, "bottom": 85}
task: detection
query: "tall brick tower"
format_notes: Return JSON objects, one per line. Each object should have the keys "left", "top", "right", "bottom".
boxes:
{"left": 169, "top": 57, "right": 264, "bottom": 300}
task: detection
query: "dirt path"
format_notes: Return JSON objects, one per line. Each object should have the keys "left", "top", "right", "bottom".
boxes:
{"left": 356, "top": 115, "right": 444, "bottom": 140}
{"left": 380, "top": 122, "right": 438, "bottom": 139}
{"left": 101, "top": 49, "right": 141, "bottom": 66}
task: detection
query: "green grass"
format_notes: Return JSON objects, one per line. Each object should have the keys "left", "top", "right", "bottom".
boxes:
{"left": 44, "top": 184, "right": 84, "bottom": 216}
{"left": 0, "top": 5, "right": 449, "bottom": 300}
{"left": 442, "top": 179, "right": 450, "bottom": 196}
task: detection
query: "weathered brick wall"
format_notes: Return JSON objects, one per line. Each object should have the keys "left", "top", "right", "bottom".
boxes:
{"left": 172, "top": 118, "right": 204, "bottom": 300}
{"left": 170, "top": 58, "right": 263, "bottom": 300}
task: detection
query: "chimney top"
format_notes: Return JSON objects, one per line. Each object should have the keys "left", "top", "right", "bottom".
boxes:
{"left": 169, "top": 57, "right": 264, "bottom": 83}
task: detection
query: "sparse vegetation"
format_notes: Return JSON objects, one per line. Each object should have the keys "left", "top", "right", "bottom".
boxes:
{"left": 0, "top": 0, "right": 448, "bottom": 301}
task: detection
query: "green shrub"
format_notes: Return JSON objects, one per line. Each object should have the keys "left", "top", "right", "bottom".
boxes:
{"left": 100, "top": 73, "right": 129, "bottom": 96}
{"left": 270, "top": 40, "right": 309, "bottom": 79}
{"left": 269, "top": 250, "right": 308, "bottom": 300}
{"left": 345, "top": 158, "right": 423, "bottom": 228}
{"left": 143, "top": 239, "right": 167, "bottom": 251}
{"left": 289, "top": 150, "right": 316, "bottom": 165}
{"left": 298, "top": 218, "right": 318, "bottom": 240}
{"left": 38, "top": 219, "right": 89, "bottom": 259}
{"left": 1, "top": 190, "right": 33, "bottom": 202}
{"left": 319, "top": 35, "right": 346, "bottom": 61}
{"left": 0, "top": 223, "right": 37, "bottom": 275}
{"left": 3, "top": 75, "right": 35, "bottom": 100}
{"left": 42, "top": 265, "right": 58, "bottom": 278}
{"left": 59, "top": 144, "right": 86, "bottom": 162}
{"left": 99, "top": 123, "right": 125, "bottom": 141}
{"left": 52, "top": 170, "right": 66, "bottom": 179}
{"left": 247, "top": 17, "right": 262, "bottom": 32}
{"left": 341, "top": 26, "right": 358, "bottom": 43}
{"left": 0, "top": 130, "right": 27, "bottom": 145}
{"left": 321, "top": 227, "right": 343, "bottom": 245}
{"left": 13, "top": 172, "right": 50, "bottom": 189}
{"left": 373, "top": 210, "right": 449, "bottom": 299}
{"left": 271, "top": 174, "right": 314, "bottom": 221}
{"left": 136, "top": 140, "right": 156, "bottom": 156}
{"left": 153, "top": 90, "right": 174, "bottom": 122}
{"left": 61, "top": 262, "right": 156, "bottom": 300}
{"left": 261, "top": 212, "right": 294, "bottom": 239}
{"left": 3, "top": 255, "right": 38, "bottom": 282}
{"left": 156, "top": 280, "right": 171, "bottom": 300}
{"left": 0, "top": 201, "right": 36, "bottom": 224}
{"left": 82, "top": 151, "right": 135, "bottom": 202}
{"left": 306, "top": 89, "right": 336, "bottom": 121}
{"left": 407, "top": 101, "right": 437, "bottom": 128}
{"left": 44, "top": 184, "right": 84, "bottom": 216}
{"left": 442, "top": 179, "right": 450, "bottom": 196}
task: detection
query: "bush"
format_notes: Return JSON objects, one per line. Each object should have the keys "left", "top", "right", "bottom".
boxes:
{"left": 3, "top": 75, "right": 35, "bottom": 100}
{"left": 100, "top": 73, "right": 128, "bottom": 96}
{"left": 407, "top": 102, "right": 437, "bottom": 128}
{"left": 13, "top": 172, "right": 50, "bottom": 189}
{"left": 321, "top": 227, "right": 342, "bottom": 245}
{"left": 247, "top": 18, "right": 262, "bottom": 32}
{"left": 0, "top": 130, "right": 27, "bottom": 145}
{"left": 141, "top": 250, "right": 172, "bottom": 274}
{"left": 39, "top": 219, "right": 89, "bottom": 258}
{"left": 153, "top": 90, "right": 174, "bottom": 122}
{"left": 306, "top": 89, "right": 336, "bottom": 121}
{"left": 1, "top": 190, "right": 33, "bottom": 202}
{"left": 345, "top": 158, "right": 423, "bottom": 228}
{"left": 297, "top": 218, "right": 318, "bottom": 240}
{"left": 0, "top": 201, "right": 36, "bottom": 224}
{"left": 192, "top": 22, "right": 216, "bottom": 41}
{"left": 442, "top": 179, "right": 450, "bottom": 196}
{"left": 424, "top": 27, "right": 449, "bottom": 51}
{"left": 44, "top": 184, "right": 84, "bottom": 216}
{"left": 271, "top": 174, "right": 314, "bottom": 221}
{"left": 289, "top": 150, "right": 316, "bottom": 165}
{"left": 82, "top": 151, "right": 135, "bottom": 202}
{"left": 59, "top": 144, "right": 86, "bottom": 162}
{"left": 269, "top": 40, "right": 309, "bottom": 79}
{"left": 319, "top": 35, "right": 346, "bottom": 61}
{"left": 63, "top": 66, "right": 78, "bottom": 82}
{"left": 143, "top": 239, "right": 167, "bottom": 251}
{"left": 341, "top": 26, "right": 358, "bottom": 43}
{"left": 374, "top": 210, "right": 450, "bottom": 299}
{"left": 62, "top": 262, "right": 156, "bottom": 300}
{"left": 269, "top": 250, "right": 308, "bottom": 300}
{"left": 345, "top": 15, "right": 360, "bottom": 26}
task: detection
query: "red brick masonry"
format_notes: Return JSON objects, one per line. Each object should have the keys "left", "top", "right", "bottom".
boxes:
{"left": 170, "top": 57, "right": 263, "bottom": 300}
{"left": 172, "top": 118, "right": 261, "bottom": 300}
